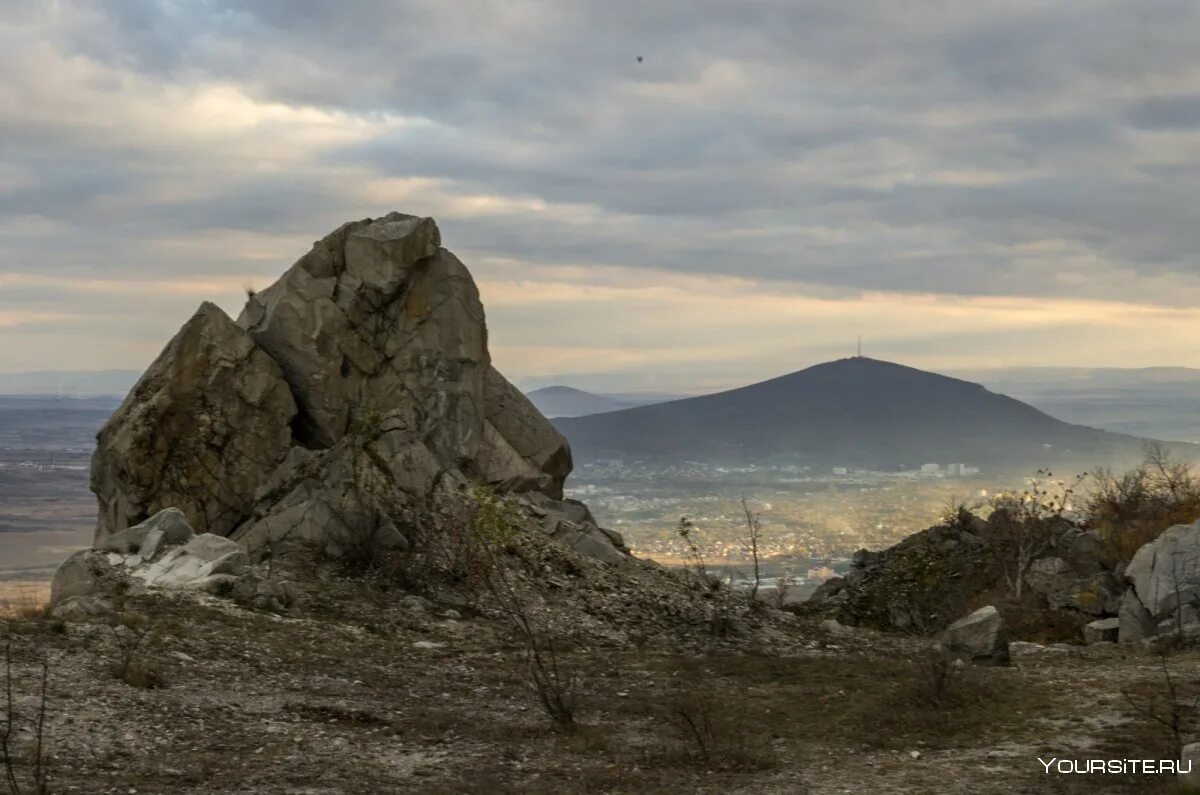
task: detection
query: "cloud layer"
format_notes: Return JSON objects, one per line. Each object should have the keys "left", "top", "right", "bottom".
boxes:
{"left": 3, "top": 1, "right": 1200, "bottom": 388}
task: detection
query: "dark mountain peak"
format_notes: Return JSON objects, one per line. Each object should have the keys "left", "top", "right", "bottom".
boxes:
{"left": 554, "top": 358, "right": 1178, "bottom": 472}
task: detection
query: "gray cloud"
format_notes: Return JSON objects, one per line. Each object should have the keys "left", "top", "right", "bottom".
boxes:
{"left": 4, "top": 0, "right": 1200, "bottom": 376}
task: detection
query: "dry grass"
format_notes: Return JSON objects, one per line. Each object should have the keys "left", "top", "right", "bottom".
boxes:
{"left": 0, "top": 585, "right": 49, "bottom": 622}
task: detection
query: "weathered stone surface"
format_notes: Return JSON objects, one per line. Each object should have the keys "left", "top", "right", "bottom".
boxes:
{"left": 943, "top": 605, "right": 1010, "bottom": 666}
{"left": 49, "top": 507, "right": 296, "bottom": 615}
{"left": 479, "top": 366, "right": 572, "bottom": 498}
{"left": 50, "top": 594, "right": 113, "bottom": 620}
{"left": 1118, "top": 588, "right": 1158, "bottom": 643}
{"left": 1126, "top": 520, "right": 1200, "bottom": 618}
{"left": 516, "top": 491, "right": 630, "bottom": 564}
{"left": 136, "top": 534, "right": 250, "bottom": 588}
{"left": 1027, "top": 555, "right": 1121, "bottom": 616}
{"left": 50, "top": 550, "right": 118, "bottom": 606}
{"left": 91, "top": 303, "right": 297, "bottom": 543}
{"left": 238, "top": 214, "right": 482, "bottom": 455}
{"left": 98, "top": 508, "right": 194, "bottom": 557}
{"left": 1083, "top": 617, "right": 1120, "bottom": 645}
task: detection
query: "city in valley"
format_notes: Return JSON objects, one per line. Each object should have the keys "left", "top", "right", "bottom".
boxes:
{"left": 568, "top": 459, "right": 1013, "bottom": 597}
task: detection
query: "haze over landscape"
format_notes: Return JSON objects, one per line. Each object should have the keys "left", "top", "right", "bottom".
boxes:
{"left": 7, "top": 3, "right": 1200, "bottom": 792}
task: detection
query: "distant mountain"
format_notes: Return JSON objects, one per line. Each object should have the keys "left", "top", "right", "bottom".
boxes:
{"left": 525, "top": 386, "right": 677, "bottom": 418}
{"left": 555, "top": 358, "right": 1188, "bottom": 472}
{"left": 952, "top": 366, "right": 1200, "bottom": 443}
{"left": 0, "top": 370, "right": 140, "bottom": 396}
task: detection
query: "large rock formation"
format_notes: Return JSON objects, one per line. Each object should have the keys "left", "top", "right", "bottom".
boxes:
{"left": 90, "top": 213, "right": 620, "bottom": 564}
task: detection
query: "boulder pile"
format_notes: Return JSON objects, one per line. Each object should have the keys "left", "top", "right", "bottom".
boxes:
{"left": 52, "top": 508, "right": 297, "bottom": 617}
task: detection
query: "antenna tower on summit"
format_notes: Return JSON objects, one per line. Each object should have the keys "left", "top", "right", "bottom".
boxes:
{"left": 856, "top": 335, "right": 862, "bottom": 358}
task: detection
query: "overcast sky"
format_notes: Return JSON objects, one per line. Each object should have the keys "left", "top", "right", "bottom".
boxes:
{"left": 3, "top": 1, "right": 1200, "bottom": 392}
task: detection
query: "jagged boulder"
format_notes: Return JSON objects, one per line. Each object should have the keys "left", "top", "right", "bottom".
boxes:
{"left": 89, "top": 213, "right": 622, "bottom": 565}
{"left": 1125, "top": 520, "right": 1200, "bottom": 618}
{"left": 91, "top": 303, "right": 297, "bottom": 542}
{"left": 943, "top": 605, "right": 1010, "bottom": 666}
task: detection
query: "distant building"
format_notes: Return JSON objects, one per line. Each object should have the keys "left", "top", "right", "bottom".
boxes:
{"left": 832, "top": 467, "right": 848, "bottom": 476}
{"left": 920, "top": 463, "right": 940, "bottom": 475}
{"left": 947, "top": 463, "right": 965, "bottom": 476}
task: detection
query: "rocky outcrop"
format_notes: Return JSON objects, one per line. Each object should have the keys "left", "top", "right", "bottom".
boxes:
{"left": 91, "top": 303, "right": 297, "bottom": 541}
{"left": 943, "top": 605, "right": 1010, "bottom": 666}
{"left": 1124, "top": 520, "right": 1200, "bottom": 618}
{"left": 806, "top": 518, "right": 994, "bottom": 633}
{"left": 89, "top": 213, "right": 621, "bottom": 565}
{"left": 51, "top": 508, "right": 298, "bottom": 617}
{"left": 1115, "top": 519, "right": 1200, "bottom": 642}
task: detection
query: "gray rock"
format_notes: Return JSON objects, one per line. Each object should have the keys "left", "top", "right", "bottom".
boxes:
{"left": 820, "top": 618, "right": 849, "bottom": 634}
{"left": 89, "top": 213, "right": 621, "bottom": 568}
{"left": 1083, "top": 617, "right": 1120, "bottom": 644}
{"left": 1026, "top": 555, "right": 1121, "bottom": 616}
{"left": 136, "top": 534, "right": 250, "bottom": 587}
{"left": 1009, "top": 641, "right": 1046, "bottom": 656}
{"left": 50, "top": 550, "right": 118, "bottom": 606}
{"left": 479, "top": 367, "right": 572, "bottom": 498}
{"left": 97, "top": 508, "right": 194, "bottom": 557}
{"left": 1126, "top": 520, "right": 1200, "bottom": 618}
{"left": 943, "top": 605, "right": 1010, "bottom": 666}
{"left": 1118, "top": 588, "right": 1157, "bottom": 643}
{"left": 49, "top": 594, "right": 113, "bottom": 620}
{"left": 91, "top": 303, "right": 297, "bottom": 543}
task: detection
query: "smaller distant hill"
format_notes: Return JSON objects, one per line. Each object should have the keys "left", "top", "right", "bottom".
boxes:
{"left": 525, "top": 386, "right": 675, "bottom": 418}
{"left": 0, "top": 370, "right": 141, "bottom": 396}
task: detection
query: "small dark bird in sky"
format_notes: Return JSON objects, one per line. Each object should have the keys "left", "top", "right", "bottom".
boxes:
{"left": 636, "top": 56, "right": 643, "bottom": 63}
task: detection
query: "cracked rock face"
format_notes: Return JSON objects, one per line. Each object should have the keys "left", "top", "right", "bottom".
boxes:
{"left": 91, "top": 303, "right": 297, "bottom": 541}
{"left": 90, "top": 213, "right": 603, "bottom": 561}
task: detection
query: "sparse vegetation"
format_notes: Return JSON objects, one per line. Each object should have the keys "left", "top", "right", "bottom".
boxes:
{"left": 106, "top": 612, "right": 165, "bottom": 690}
{"left": 739, "top": 496, "right": 763, "bottom": 603}
{"left": 988, "top": 468, "right": 1084, "bottom": 599}
{"left": 2, "top": 637, "right": 50, "bottom": 795}
{"left": 675, "top": 516, "right": 708, "bottom": 579}
{"left": 1087, "top": 443, "right": 1200, "bottom": 566}
{"left": 470, "top": 487, "right": 578, "bottom": 733}
{"left": 1120, "top": 648, "right": 1200, "bottom": 758}
{"left": 655, "top": 656, "right": 773, "bottom": 771}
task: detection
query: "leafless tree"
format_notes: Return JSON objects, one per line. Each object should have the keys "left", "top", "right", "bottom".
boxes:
{"left": 676, "top": 516, "right": 708, "bottom": 579}
{"left": 740, "top": 497, "right": 763, "bottom": 602}
{"left": 472, "top": 489, "right": 577, "bottom": 732}
{"left": 991, "top": 469, "right": 1084, "bottom": 598}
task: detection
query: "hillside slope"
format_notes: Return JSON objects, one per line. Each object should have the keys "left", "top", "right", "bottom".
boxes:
{"left": 555, "top": 357, "right": 1179, "bottom": 471}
